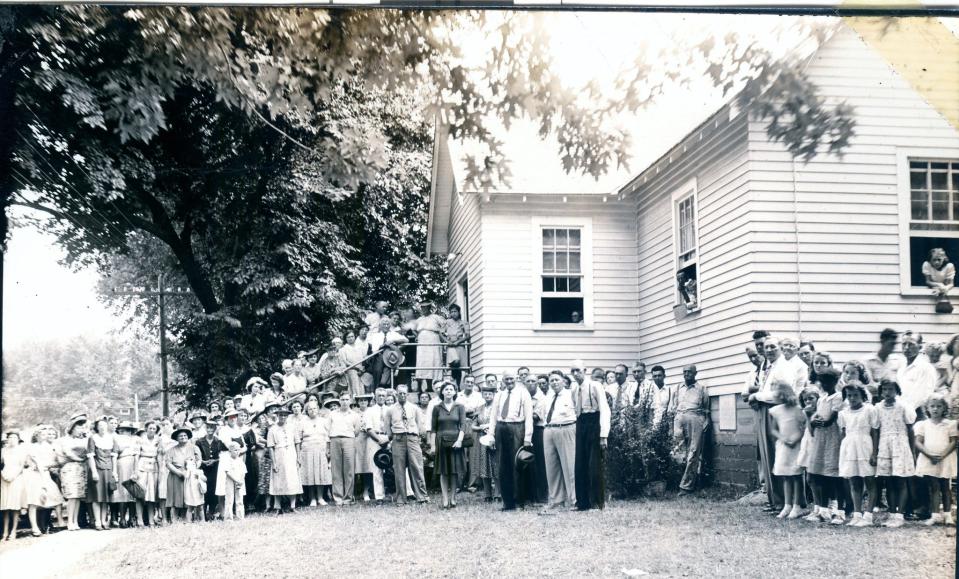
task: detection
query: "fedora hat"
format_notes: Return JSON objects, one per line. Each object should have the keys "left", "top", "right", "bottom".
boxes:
{"left": 324, "top": 398, "right": 341, "bottom": 410}
{"left": 188, "top": 413, "right": 208, "bottom": 424}
{"left": 381, "top": 346, "right": 406, "bottom": 370}
{"left": 515, "top": 447, "right": 535, "bottom": 467}
{"left": 171, "top": 427, "right": 192, "bottom": 441}
{"left": 373, "top": 447, "right": 393, "bottom": 470}
{"left": 117, "top": 420, "right": 137, "bottom": 433}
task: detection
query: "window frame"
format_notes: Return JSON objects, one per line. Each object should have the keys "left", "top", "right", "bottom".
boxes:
{"left": 531, "top": 215, "right": 594, "bottom": 331}
{"left": 896, "top": 149, "right": 959, "bottom": 296}
{"left": 670, "top": 177, "right": 702, "bottom": 311}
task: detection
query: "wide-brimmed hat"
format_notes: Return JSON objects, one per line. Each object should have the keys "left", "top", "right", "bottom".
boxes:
{"left": 171, "top": 427, "right": 192, "bottom": 441}
{"left": 355, "top": 394, "right": 373, "bottom": 402}
{"left": 324, "top": 398, "right": 341, "bottom": 410}
{"left": 515, "top": 447, "right": 535, "bottom": 467}
{"left": 381, "top": 346, "right": 406, "bottom": 369}
{"left": 274, "top": 407, "right": 292, "bottom": 416}
{"left": 117, "top": 420, "right": 137, "bottom": 432}
{"left": 67, "top": 413, "right": 88, "bottom": 432}
{"left": 223, "top": 409, "right": 240, "bottom": 419}
{"left": 188, "top": 413, "right": 207, "bottom": 423}
{"left": 373, "top": 447, "right": 393, "bottom": 470}
{"left": 246, "top": 377, "right": 268, "bottom": 391}
{"left": 320, "top": 391, "right": 337, "bottom": 401}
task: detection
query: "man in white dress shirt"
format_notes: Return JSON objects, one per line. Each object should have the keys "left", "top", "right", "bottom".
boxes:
{"left": 488, "top": 371, "right": 534, "bottom": 511}
{"left": 367, "top": 318, "right": 409, "bottom": 388}
{"left": 541, "top": 370, "right": 578, "bottom": 511}
{"left": 364, "top": 300, "right": 389, "bottom": 331}
{"left": 571, "top": 360, "right": 610, "bottom": 511}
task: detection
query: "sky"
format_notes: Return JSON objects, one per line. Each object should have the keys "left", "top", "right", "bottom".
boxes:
{"left": 4, "top": 12, "right": 955, "bottom": 347}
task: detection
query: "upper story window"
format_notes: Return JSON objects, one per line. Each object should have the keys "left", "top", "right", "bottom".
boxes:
{"left": 541, "top": 227, "right": 584, "bottom": 324}
{"left": 904, "top": 159, "right": 959, "bottom": 292}
{"left": 672, "top": 179, "right": 700, "bottom": 312}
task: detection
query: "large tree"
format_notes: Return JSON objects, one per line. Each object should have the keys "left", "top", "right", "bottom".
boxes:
{"left": 2, "top": 7, "right": 855, "bottom": 405}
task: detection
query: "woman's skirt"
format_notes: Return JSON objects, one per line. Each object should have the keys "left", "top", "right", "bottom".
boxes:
{"left": 23, "top": 468, "right": 64, "bottom": 508}
{"left": 257, "top": 450, "right": 272, "bottom": 495}
{"left": 137, "top": 457, "right": 159, "bottom": 502}
{"left": 415, "top": 330, "right": 443, "bottom": 381}
{"left": 0, "top": 473, "right": 26, "bottom": 511}
{"left": 111, "top": 455, "right": 137, "bottom": 503}
{"left": 346, "top": 369, "right": 363, "bottom": 399}
{"left": 87, "top": 468, "right": 113, "bottom": 503}
{"left": 166, "top": 472, "right": 185, "bottom": 509}
{"left": 299, "top": 439, "right": 332, "bottom": 486}
{"left": 435, "top": 442, "right": 466, "bottom": 476}
{"left": 245, "top": 451, "right": 260, "bottom": 498}
{"left": 59, "top": 461, "right": 88, "bottom": 500}
{"left": 270, "top": 446, "right": 303, "bottom": 496}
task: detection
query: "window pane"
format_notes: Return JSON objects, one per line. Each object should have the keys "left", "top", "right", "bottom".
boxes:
{"left": 542, "top": 277, "right": 554, "bottom": 292}
{"left": 909, "top": 160, "right": 927, "bottom": 170}
{"left": 556, "top": 251, "right": 568, "bottom": 272}
{"left": 911, "top": 190, "right": 929, "bottom": 220}
{"left": 569, "top": 251, "right": 581, "bottom": 273}
{"left": 931, "top": 170, "right": 948, "bottom": 190}
{"left": 543, "top": 229, "right": 555, "bottom": 248}
{"left": 555, "top": 229, "right": 567, "bottom": 249}
{"left": 541, "top": 297, "right": 584, "bottom": 324}
{"left": 568, "top": 229, "right": 581, "bottom": 248}
{"left": 556, "top": 277, "right": 568, "bottom": 292}
{"left": 910, "top": 170, "right": 927, "bottom": 190}
{"left": 543, "top": 251, "right": 554, "bottom": 273}
{"left": 952, "top": 171, "right": 959, "bottom": 192}
{"left": 931, "top": 162, "right": 949, "bottom": 170}
{"left": 932, "top": 191, "right": 949, "bottom": 221}
{"left": 569, "top": 277, "right": 581, "bottom": 292}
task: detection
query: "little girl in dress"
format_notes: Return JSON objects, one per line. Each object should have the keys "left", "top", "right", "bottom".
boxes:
{"left": 875, "top": 380, "right": 916, "bottom": 528}
{"left": 915, "top": 394, "right": 957, "bottom": 526}
{"left": 769, "top": 380, "right": 807, "bottom": 519}
{"left": 838, "top": 382, "right": 879, "bottom": 527}
{"left": 183, "top": 456, "right": 207, "bottom": 522}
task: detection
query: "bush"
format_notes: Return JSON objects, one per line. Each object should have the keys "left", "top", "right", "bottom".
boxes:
{"left": 606, "top": 396, "right": 681, "bottom": 498}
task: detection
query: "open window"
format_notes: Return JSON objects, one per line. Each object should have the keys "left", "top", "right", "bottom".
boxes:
{"left": 899, "top": 156, "right": 959, "bottom": 295}
{"left": 533, "top": 217, "right": 592, "bottom": 329}
{"left": 672, "top": 178, "right": 700, "bottom": 312}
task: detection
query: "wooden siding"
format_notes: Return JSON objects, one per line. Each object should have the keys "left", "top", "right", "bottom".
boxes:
{"left": 445, "top": 187, "right": 485, "bottom": 378}
{"left": 476, "top": 197, "right": 640, "bottom": 375}
{"left": 632, "top": 108, "right": 753, "bottom": 396}
{"left": 746, "top": 26, "right": 959, "bottom": 366}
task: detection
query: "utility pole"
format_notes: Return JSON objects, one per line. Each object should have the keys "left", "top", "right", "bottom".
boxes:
{"left": 111, "top": 273, "right": 191, "bottom": 417}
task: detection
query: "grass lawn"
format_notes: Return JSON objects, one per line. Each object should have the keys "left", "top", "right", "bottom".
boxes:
{"left": 11, "top": 494, "right": 956, "bottom": 578}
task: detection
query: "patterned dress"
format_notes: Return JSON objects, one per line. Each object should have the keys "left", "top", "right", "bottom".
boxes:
{"left": 23, "top": 442, "right": 64, "bottom": 508}
{"left": 298, "top": 415, "right": 332, "bottom": 486}
{"left": 415, "top": 314, "right": 445, "bottom": 381}
{"left": 57, "top": 435, "right": 89, "bottom": 500}
{"left": 805, "top": 392, "right": 843, "bottom": 477}
{"left": 474, "top": 403, "right": 496, "bottom": 480}
{"left": 876, "top": 401, "right": 917, "bottom": 477}
{"left": 165, "top": 442, "right": 201, "bottom": 509}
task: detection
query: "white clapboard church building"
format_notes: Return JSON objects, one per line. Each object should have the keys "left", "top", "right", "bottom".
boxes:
{"left": 426, "top": 23, "right": 959, "bottom": 487}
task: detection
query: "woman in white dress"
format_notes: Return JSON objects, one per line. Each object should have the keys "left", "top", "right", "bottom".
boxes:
{"left": 415, "top": 302, "right": 445, "bottom": 392}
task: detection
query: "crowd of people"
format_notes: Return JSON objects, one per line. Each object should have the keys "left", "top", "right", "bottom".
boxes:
{"left": 1, "top": 297, "right": 957, "bottom": 540}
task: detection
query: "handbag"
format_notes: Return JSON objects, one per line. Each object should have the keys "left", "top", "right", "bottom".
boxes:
{"left": 122, "top": 478, "right": 146, "bottom": 500}
{"left": 935, "top": 295, "right": 953, "bottom": 314}
{"left": 461, "top": 429, "right": 474, "bottom": 448}
{"left": 107, "top": 477, "right": 118, "bottom": 494}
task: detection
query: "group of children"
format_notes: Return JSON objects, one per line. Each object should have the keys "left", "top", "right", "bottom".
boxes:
{"left": 766, "top": 367, "right": 956, "bottom": 527}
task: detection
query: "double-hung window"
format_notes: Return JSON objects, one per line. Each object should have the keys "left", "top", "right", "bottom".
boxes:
{"left": 672, "top": 179, "right": 700, "bottom": 311}
{"left": 533, "top": 216, "right": 592, "bottom": 328}
{"left": 901, "top": 158, "right": 959, "bottom": 292}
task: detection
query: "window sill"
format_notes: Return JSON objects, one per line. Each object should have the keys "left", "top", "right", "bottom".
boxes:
{"left": 900, "top": 287, "right": 959, "bottom": 297}
{"left": 673, "top": 304, "right": 702, "bottom": 322}
{"left": 532, "top": 324, "right": 595, "bottom": 332}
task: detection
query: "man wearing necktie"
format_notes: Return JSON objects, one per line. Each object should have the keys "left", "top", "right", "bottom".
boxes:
{"left": 488, "top": 371, "right": 534, "bottom": 511}
{"left": 571, "top": 359, "right": 611, "bottom": 511}
{"left": 383, "top": 384, "right": 429, "bottom": 505}
{"left": 541, "top": 370, "right": 578, "bottom": 512}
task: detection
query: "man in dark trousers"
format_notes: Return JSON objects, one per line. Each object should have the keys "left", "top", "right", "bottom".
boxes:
{"left": 488, "top": 371, "right": 534, "bottom": 511}
{"left": 571, "top": 360, "right": 610, "bottom": 511}
{"left": 196, "top": 419, "right": 227, "bottom": 520}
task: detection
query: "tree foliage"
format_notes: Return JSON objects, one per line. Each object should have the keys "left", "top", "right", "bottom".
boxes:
{"left": 3, "top": 7, "right": 857, "bottom": 405}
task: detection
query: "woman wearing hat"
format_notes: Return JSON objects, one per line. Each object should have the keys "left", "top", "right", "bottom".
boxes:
{"left": 443, "top": 304, "right": 470, "bottom": 387}
{"left": 251, "top": 411, "right": 274, "bottom": 512}
{"left": 266, "top": 373, "right": 285, "bottom": 404}
{"left": 133, "top": 421, "right": 161, "bottom": 526}
{"left": 57, "top": 414, "right": 89, "bottom": 530}
{"left": 473, "top": 385, "right": 499, "bottom": 502}
{"left": 415, "top": 301, "right": 445, "bottom": 393}
{"left": 165, "top": 426, "right": 201, "bottom": 521}
{"left": 430, "top": 382, "right": 468, "bottom": 508}
{"left": 241, "top": 377, "right": 269, "bottom": 415}
{"left": 319, "top": 339, "right": 349, "bottom": 395}
{"left": 268, "top": 407, "right": 303, "bottom": 512}
{"left": 110, "top": 421, "right": 140, "bottom": 527}
{"left": 299, "top": 400, "right": 332, "bottom": 507}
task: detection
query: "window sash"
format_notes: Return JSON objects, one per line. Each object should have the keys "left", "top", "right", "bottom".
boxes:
{"left": 909, "top": 159, "right": 959, "bottom": 224}
{"left": 677, "top": 195, "right": 697, "bottom": 263}
{"left": 541, "top": 227, "right": 584, "bottom": 296}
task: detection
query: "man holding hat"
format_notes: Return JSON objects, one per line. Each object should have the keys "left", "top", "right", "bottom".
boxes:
{"left": 571, "top": 359, "right": 610, "bottom": 511}
{"left": 383, "top": 384, "right": 429, "bottom": 504}
{"left": 488, "top": 371, "right": 534, "bottom": 511}
{"left": 361, "top": 391, "right": 389, "bottom": 502}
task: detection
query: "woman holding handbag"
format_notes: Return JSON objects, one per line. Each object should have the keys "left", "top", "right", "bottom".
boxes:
{"left": 86, "top": 418, "right": 119, "bottom": 530}
{"left": 430, "top": 382, "right": 467, "bottom": 509}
